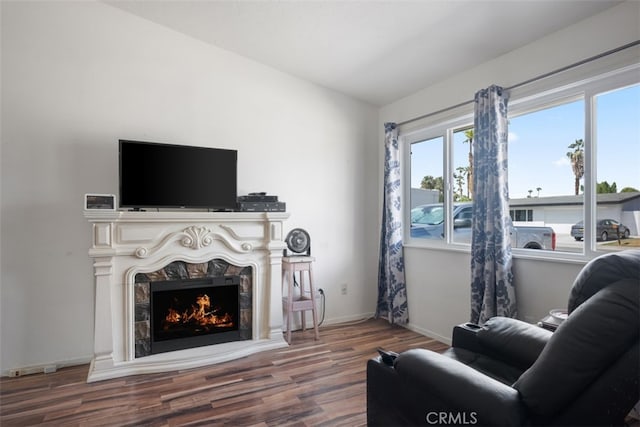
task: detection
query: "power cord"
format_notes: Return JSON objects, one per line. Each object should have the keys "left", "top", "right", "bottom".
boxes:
{"left": 318, "top": 288, "right": 326, "bottom": 326}
{"left": 293, "top": 274, "right": 326, "bottom": 326}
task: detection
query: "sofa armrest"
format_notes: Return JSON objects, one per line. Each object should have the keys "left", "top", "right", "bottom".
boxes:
{"left": 477, "top": 317, "right": 552, "bottom": 370}
{"left": 454, "top": 317, "right": 552, "bottom": 371}
{"left": 394, "top": 349, "right": 525, "bottom": 426}
{"left": 452, "top": 322, "right": 483, "bottom": 352}
{"left": 367, "top": 357, "right": 416, "bottom": 426}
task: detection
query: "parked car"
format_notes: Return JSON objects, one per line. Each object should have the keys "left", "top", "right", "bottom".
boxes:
{"left": 410, "top": 202, "right": 556, "bottom": 250}
{"left": 570, "top": 219, "right": 631, "bottom": 241}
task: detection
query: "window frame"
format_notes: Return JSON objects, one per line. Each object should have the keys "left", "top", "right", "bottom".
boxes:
{"left": 402, "top": 62, "right": 640, "bottom": 262}
{"left": 403, "top": 114, "right": 473, "bottom": 250}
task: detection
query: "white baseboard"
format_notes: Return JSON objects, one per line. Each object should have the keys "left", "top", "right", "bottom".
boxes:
{"left": 283, "top": 311, "right": 375, "bottom": 331}
{"left": 2, "top": 356, "right": 92, "bottom": 378}
{"left": 311, "top": 313, "right": 451, "bottom": 348}
{"left": 320, "top": 312, "right": 376, "bottom": 326}
{"left": 404, "top": 323, "right": 452, "bottom": 346}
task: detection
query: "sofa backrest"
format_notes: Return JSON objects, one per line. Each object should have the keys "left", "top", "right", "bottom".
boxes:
{"left": 568, "top": 249, "right": 640, "bottom": 312}
{"left": 513, "top": 276, "right": 639, "bottom": 418}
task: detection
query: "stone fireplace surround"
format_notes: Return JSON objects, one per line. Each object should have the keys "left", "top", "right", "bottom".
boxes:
{"left": 85, "top": 210, "right": 290, "bottom": 382}
{"left": 134, "top": 259, "right": 252, "bottom": 358}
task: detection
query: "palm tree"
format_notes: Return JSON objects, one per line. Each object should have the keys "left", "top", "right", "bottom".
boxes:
{"left": 596, "top": 181, "right": 617, "bottom": 194}
{"left": 420, "top": 175, "right": 441, "bottom": 191}
{"left": 454, "top": 167, "right": 466, "bottom": 200}
{"left": 420, "top": 175, "right": 444, "bottom": 202}
{"left": 463, "top": 129, "right": 474, "bottom": 199}
{"left": 536, "top": 187, "right": 542, "bottom": 197}
{"left": 566, "top": 139, "right": 584, "bottom": 196}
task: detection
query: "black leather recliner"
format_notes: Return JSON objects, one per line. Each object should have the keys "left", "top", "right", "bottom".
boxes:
{"left": 367, "top": 250, "right": 640, "bottom": 426}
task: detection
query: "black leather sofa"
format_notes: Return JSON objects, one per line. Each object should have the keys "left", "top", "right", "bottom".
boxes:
{"left": 367, "top": 250, "right": 640, "bottom": 426}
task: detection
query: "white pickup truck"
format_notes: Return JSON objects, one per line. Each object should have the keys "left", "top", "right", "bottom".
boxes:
{"left": 410, "top": 202, "right": 556, "bottom": 250}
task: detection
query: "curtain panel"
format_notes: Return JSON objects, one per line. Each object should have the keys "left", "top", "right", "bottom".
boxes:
{"left": 376, "top": 122, "right": 408, "bottom": 325}
{"left": 470, "top": 86, "right": 517, "bottom": 324}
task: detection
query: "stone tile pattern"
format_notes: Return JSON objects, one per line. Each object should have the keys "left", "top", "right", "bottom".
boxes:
{"left": 134, "top": 259, "right": 252, "bottom": 358}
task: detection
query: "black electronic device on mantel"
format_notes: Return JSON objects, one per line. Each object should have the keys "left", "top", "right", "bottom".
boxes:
{"left": 119, "top": 140, "right": 237, "bottom": 210}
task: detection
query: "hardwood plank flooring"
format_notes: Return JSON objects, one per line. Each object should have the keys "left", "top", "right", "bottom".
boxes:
{"left": 0, "top": 319, "right": 448, "bottom": 426}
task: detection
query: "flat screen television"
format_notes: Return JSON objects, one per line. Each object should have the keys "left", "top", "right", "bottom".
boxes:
{"left": 119, "top": 140, "right": 237, "bottom": 210}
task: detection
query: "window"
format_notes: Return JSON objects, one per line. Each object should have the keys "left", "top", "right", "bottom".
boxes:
{"left": 409, "top": 135, "right": 444, "bottom": 241}
{"left": 510, "top": 209, "right": 533, "bottom": 222}
{"left": 404, "top": 62, "right": 639, "bottom": 259}
{"left": 594, "top": 84, "right": 640, "bottom": 251}
{"left": 508, "top": 98, "right": 585, "bottom": 253}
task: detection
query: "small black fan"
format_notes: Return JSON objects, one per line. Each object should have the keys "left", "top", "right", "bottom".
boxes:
{"left": 284, "top": 228, "right": 311, "bottom": 257}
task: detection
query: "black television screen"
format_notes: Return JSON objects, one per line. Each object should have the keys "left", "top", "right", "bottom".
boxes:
{"left": 119, "top": 140, "right": 237, "bottom": 210}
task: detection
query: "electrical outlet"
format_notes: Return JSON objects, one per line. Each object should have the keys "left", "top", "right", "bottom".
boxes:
{"left": 340, "top": 283, "right": 348, "bottom": 295}
{"left": 8, "top": 369, "right": 20, "bottom": 377}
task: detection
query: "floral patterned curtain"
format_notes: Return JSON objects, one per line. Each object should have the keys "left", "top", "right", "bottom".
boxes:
{"left": 376, "top": 122, "right": 408, "bottom": 325}
{"left": 470, "top": 86, "right": 516, "bottom": 324}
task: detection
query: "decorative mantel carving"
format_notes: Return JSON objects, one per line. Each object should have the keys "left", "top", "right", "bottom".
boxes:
{"left": 133, "top": 225, "right": 254, "bottom": 258}
{"left": 84, "top": 210, "right": 289, "bottom": 382}
{"left": 178, "top": 225, "right": 215, "bottom": 249}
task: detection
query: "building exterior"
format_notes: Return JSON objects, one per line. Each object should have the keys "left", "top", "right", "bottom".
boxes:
{"left": 509, "top": 192, "right": 640, "bottom": 236}
{"left": 411, "top": 188, "right": 440, "bottom": 208}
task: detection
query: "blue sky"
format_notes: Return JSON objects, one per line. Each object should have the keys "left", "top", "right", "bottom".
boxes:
{"left": 411, "top": 83, "right": 640, "bottom": 199}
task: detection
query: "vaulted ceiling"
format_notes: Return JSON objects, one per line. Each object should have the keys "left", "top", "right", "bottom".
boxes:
{"left": 106, "top": 1, "right": 622, "bottom": 106}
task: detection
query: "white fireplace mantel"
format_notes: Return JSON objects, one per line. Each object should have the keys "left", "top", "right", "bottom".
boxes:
{"left": 84, "top": 210, "right": 290, "bottom": 382}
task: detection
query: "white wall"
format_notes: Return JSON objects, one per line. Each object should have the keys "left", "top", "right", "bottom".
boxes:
{"left": 382, "top": 1, "right": 640, "bottom": 342}
{"left": 403, "top": 248, "right": 584, "bottom": 344}
{"left": 0, "top": 1, "right": 379, "bottom": 374}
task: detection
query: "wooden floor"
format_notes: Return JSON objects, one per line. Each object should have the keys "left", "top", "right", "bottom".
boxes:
{"left": 0, "top": 319, "right": 448, "bottom": 426}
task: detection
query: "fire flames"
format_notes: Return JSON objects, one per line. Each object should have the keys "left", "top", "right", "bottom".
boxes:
{"left": 163, "top": 293, "right": 234, "bottom": 330}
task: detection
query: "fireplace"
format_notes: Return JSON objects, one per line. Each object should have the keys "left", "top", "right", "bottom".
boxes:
{"left": 150, "top": 276, "right": 242, "bottom": 354}
{"left": 84, "top": 210, "right": 290, "bottom": 382}
{"left": 133, "top": 259, "right": 253, "bottom": 358}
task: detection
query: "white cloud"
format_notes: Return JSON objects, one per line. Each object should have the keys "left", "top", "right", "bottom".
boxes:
{"left": 508, "top": 132, "right": 518, "bottom": 142}
{"left": 553, "top": 157, "right": 570, "bottom": 167}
